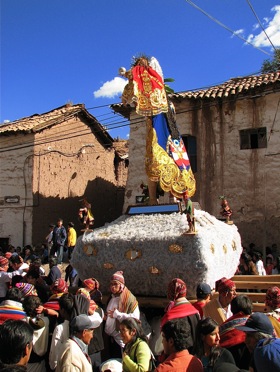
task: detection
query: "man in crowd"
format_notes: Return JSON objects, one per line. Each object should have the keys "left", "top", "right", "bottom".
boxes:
{"left": 236, "top": 312, "right": 274, "bottom": 370}
{"left": 155, "top": 318, "right": 203, "bottom": 371}
{"left": 51, "top": 218, "right": 67, "bottom": 265}
{"left": 67, "top": 221, "right": 77, "bottom": 260}
{"left": 192, "top": 283, "right": 212, "bottom": 318}
{"left": 56, "top": 314, "right": 100, "bottom": 372}
{"left": 203, "top": 277, "right": 236, "bottom": 325}
{"left": 0, "top": 319, "right": 33, "bottom": 368}
{"left": 42, "top": 256, "right": 61, "bottom": 286}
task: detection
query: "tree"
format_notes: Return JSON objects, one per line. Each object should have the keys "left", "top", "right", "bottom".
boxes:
{"left": 261, "top": 49, "right": 280, "bottom": 73}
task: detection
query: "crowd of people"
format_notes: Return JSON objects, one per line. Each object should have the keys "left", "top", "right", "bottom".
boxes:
{"left": 0, "top": 231, "right": 280, "bottom": 371}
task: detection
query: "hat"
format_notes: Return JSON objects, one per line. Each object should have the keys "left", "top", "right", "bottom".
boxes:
{"left": 265, "top": 286, "right": 280, "bottom": 310}
{"left": 236, "top": 312, "right": 274, "bottom": 336}
{"left": 100, "top": 359, "right": 122, "bottom": 372}
{"left": 83, "top": 278, "right": 100, "bottom": 291}
{"left": 49, "top": 224, "right": 55, "bottom": 228}
{"left": 196, "top": 283, "right": 212, "bottom": 298}
{"left": 70, "top": 314, "right": 100, "bottom": 332}
{"left": 4, "top": 252, "right": 12, "bottom": 259}
{"left": 254, "top": 337, "right": 280, "bottom": 372}
{"left": 216, "top": 277, "right": 235, "bottom": 293}
{"left": 0, "top": 256, "right": 8, "bottom": 267}
{"left": 111, "top": 271, "right": 125, "bottom": 285}
{"left": 167, "top": 278, "right": 187, "bottom": 301}
{"left": 51, "top": 279, "right": 68, "bottom": 294}
{"left": 16, "top": 283, "right": 38, "bottom": 297}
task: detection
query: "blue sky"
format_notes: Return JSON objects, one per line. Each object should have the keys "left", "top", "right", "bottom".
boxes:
{"left": 1, "top": 0, "right": 279, "bottom": 139}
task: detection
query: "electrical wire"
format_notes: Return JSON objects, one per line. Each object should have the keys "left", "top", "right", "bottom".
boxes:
{"left": 246, "top": 0, "right": 277, "bottom": 53}
{"left": 184, "top": 0, "right": 272, "bottom": 56}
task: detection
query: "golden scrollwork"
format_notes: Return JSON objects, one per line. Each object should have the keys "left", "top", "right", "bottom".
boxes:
{"left": 232, "top": 241, "right": 237, "bottom": 251}
{"left": 83, "top": 244, "right": 97, "bottom": 256}
{"left": 145, "top": 120, "right": 196, "bottom": 198}
{"left": 103, "top": 262, "right": 114, "bottom": 269}
{"left": 223, "top": 244, "right": 228, "bottom": 254}
{"left": 210, "top": 244, "right": 215, "bottom": 254}
{"left": 125, "top": 249, "right": 142, "bottom": 261}
{"left": 168, "top": 244, "right": 183, "bottom": 253}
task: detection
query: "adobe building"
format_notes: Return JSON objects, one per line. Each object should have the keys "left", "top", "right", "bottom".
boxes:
{"left": 0, "top": 103, "right": 128, "bottom": 249}
{"left": 113, "top": 71, "right": 280, "bottom": 252}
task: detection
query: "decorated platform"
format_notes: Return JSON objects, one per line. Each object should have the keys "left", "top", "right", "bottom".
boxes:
{"left": 71, "top": 209, "right": 242, "bottom": 298}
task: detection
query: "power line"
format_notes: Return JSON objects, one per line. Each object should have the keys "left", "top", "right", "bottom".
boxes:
{"left": 184, "top": 0, "right": 272, "bottom": 56}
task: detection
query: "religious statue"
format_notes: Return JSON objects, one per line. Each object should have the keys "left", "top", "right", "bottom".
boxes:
{"left": 119, "top": 55, "right": 196, "bottom": 204}
{"left": 78, "top": 198, "right": 94, "bottom": 231}
{"left": 219, "top": 196, "right": 233, "bottom": 223}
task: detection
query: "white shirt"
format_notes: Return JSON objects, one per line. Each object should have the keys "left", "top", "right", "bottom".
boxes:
{"left": 105, "top": 295, "right": 140, "bottom": 347}
{"left": 256, "top": 260, "right": 266, "bottom": 276}
{"left": 0, "top": 270, "right": 21, "bottom": 298}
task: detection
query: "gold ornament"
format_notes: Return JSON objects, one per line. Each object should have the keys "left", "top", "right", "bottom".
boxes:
{"left": 168, "top": 244, "right": 183, "bottom": 253}
{"left": 83, "top": 244, "right": 97, "bottom": 256}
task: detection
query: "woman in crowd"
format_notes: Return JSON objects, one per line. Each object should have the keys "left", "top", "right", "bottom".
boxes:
{"left": 193, "top": 317, "right": 236, "bottom": 371}
{"left": 252, "top": 251, "right": 266, "bottom": 276}
{"left": 120, "top": 317, "right": 152, "bottom": 372}
{"left": 238, "top": 253, "right": 257, "bottom": 275}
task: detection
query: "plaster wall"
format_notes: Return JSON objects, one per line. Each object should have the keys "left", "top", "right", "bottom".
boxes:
{"left": 123, "top": 91, "right": 280, "bottom": 249}
{"left": 0, "top": 133, "right": 34, "bottom": 247}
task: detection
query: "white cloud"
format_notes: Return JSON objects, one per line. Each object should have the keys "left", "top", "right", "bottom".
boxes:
{"left": 93, "top": 77, "right": 127, "bottom": 98}
{"left": 246, "top": 5, "right": 280, "bottom": 47}
{"left": 231, "top": 28, "right": 245, "bottom": 38}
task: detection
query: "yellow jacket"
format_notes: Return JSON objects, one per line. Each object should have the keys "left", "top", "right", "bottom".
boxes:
{"left": 67, "top": 227, "right": 77, "bottom": 247}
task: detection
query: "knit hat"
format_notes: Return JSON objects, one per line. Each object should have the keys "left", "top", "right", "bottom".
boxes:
{"left": 196, "top": 283, "right": 212, "bottom": 298}
{"left": 0, "top": 256, "right": 8, "bottom": 267}
{"left": 50, "top": 278, "right": 68, "bottom": 294}
{"left": 111, "top": 271, "right": 125, "bottom": 285}
{"left": 265, "top": 286, "right": 280, "bottom": 310}
{"left": 167, "top": 278, "right": 187, "bottom": 301}
{"left": 216, "top": 277, "right": 235, "bottom": 293}
{"left": 70, "top": 314, "right": 100, "bottom": 332}
{"left": 254, "top": 337, "right": 280, "bottom": 372}
{"left": 4, "top": 252, "right": 12, "bottom": 259}
{"left": 83, "top": 278, "right": 100, "bottom": 291}
{"left": 236, "top": 312, "right": 274, "bottom": 336}
{"left": 16, "top": 282, "right": 38, "bottom": 297}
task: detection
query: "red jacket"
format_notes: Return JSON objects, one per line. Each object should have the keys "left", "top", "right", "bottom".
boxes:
{"left": 155, "top": 350, "right": 203, "bottom": 372}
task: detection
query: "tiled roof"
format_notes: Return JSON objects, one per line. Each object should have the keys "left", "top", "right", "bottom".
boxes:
{"left": 0, "top": 103, "right": 113, "bottom": 144}
{"left": 170, "top": 71, "right": 280, "bottom": 100}
{"left": 0, "top": 103, "right": 85, "bottom": 134}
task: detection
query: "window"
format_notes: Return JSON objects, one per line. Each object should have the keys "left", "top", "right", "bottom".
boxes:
{"left": 182, "top": 135, "right": 197, "bottom": 173}
{"left": 239, "top": 127, "right": 267, "bottom": 149}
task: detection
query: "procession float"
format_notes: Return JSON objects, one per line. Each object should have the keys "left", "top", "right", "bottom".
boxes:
{"left": 71, "top": 55, "right": 242, "bottom": 298}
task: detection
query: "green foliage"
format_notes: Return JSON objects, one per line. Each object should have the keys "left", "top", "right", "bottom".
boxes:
{"left": 261, "top": 49, "right": 280, "bottom": 73}
{"left": 164, "top": 78, "right": 175, "bottom": 94}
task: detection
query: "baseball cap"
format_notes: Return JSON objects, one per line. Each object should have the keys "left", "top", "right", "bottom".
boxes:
{"left": 236, "top": 313, "right": 274, "bottom": 335}
{"left": 196, "top": 283, "right": 212, "bottom": 297}
{"left": 70, "top": 314, "right": 100, "bottom": 332}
